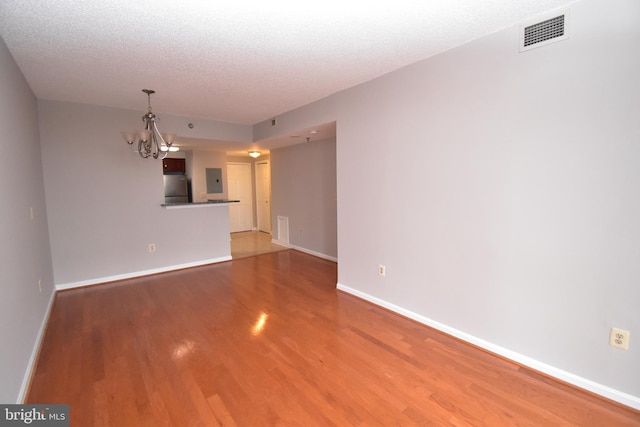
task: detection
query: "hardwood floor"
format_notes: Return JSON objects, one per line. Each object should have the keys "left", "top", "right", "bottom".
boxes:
{"left": 28, "top": 251, "right": 639, "bottom": 426}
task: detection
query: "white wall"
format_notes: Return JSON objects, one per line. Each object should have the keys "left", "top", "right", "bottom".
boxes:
{"left": 38, "top": 100, "right": 241, "bottom": 287}
{"left": 0, "top": 37, "right": 55, "bottom": 403}
{"left": 254, "top": 0, "right": 640, "bottom": 407}
{"left": 271, "top": 138, "right": 337, "bottom": 259}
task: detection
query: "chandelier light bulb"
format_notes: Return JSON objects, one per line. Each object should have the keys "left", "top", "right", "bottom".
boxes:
{"left": 163, "top": 133, "right": 176, "bottom": 144}
{"left": 138, "top": 129, "right": 150, "bottom": 141}
{"left": 122, "top": 131, "right": 135, "bottom": 143}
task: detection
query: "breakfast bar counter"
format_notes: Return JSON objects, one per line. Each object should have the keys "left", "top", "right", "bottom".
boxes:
{"left": 162, "top": 200, "right": 240, "bottom": 209}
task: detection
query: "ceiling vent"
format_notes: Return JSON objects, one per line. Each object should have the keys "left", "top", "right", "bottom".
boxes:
{"left": 520, "top": 10, "right": 570, "bottom": 52}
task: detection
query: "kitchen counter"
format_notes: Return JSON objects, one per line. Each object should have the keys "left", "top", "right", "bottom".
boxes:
{"left": 162, "top": 200, "right": 239, "bottom": 209}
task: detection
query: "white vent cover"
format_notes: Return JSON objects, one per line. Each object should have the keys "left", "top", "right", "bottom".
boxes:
{"left": 520, "top": 10, "right": 570, "bottom": 52}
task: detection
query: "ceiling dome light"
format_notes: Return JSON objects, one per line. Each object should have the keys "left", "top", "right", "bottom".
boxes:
{"left": 160, "top": 146, "right": 180, "bottom": 152}
{"left": 248, "top": 151, "right": 261, "bottom": 158}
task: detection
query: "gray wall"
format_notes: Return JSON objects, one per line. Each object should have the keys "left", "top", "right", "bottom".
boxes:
{"left": 271, "top": 138, "right": 337, "bottom": 259}
{"left": 0, "top": 38, "right": 55, "bottom": 403}
{"left": 189, "top": 150, "right": 229, "bottom": 202}
{"left": 254, "top": 0, "right": 640, "bottom": 405}
{"left": 38, "top": 100, "right": 240, "bottom": 287}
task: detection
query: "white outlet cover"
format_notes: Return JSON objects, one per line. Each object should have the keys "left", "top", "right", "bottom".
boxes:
{"left": 609, "top": 327, "right": 630, "bottom": 350}
{"left": 378, "top": 264, "right": 386, "bottom": 277}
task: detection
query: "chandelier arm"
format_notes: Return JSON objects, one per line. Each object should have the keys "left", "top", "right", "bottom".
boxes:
{"left": 138, "top": 139, "right": 149, "bottom": 158}
{"left": 152, "top": 120, "right": 170, "bottom": 159}
{"left": 143, "top": 116, "right": 154, "bottom": 158}
{"left": 151, "top": 127, "right": 160, "bottom": 160}
{"left": 153, "top": 121, "right": 172, "bottom": 148}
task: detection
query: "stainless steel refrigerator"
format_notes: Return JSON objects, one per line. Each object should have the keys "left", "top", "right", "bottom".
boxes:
{"left": 163, "top": 175, "right": 189, "bottom": 203}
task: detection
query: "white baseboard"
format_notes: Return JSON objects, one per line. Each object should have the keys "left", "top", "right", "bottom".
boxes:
{"left": 271, "top": 238, "right": 287, "bottom": 247}
{"left": 56, "top": 256, "right": 232, "bottom": 291}
{"left": 336, "top": 283, "right": 640, "bottom": 411}
{"left": 18, "top": 289, "right": 56, "bottom": 403}
{"left": 271, "top": 239, "right": 337, "bottom": 263}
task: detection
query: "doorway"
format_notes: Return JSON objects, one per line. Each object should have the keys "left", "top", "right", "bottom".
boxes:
{"left": 227, "top": 162, "right": 254, "bottom": 233}
{"left": 255, "top": 160, "right": 272, "bottom": 233}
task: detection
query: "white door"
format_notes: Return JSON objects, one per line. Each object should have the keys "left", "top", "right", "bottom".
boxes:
{"left": 227, "top": 163, "right": 254, "bottom": 232}
{"left": 256, "top": 161, "right": 272, "bottom": 233}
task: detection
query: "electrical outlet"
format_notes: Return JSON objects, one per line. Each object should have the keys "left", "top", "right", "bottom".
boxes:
{"left": 30, "top": 207, "right": 35, "bottom": 221}
{"left": 148, "top": 243, "right": 156, "bottom": 253}
{"left": 38, "top": 279, "right": 42, "bottom": 293}
{"left": 609, "top": 327, "right": 630, "bottom": 350}
{"left": 378, "top": 264, "right": 386, "bottom": 277}
{"left": 299, "top": 228, "right": 304, "bottom": 237}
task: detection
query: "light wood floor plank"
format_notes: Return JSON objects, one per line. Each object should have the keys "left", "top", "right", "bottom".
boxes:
{"left": 27, "top": 250, "right": 640, "bottom": 426}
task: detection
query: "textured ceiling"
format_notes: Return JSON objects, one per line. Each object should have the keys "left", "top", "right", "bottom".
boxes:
{"left": 0, "top": 0, "right": 576, "bottom": 127}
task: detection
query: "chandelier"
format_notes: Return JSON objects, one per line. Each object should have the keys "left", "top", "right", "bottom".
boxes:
{"left": 122, "top": 89, "right": 176, "bottom": 159}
